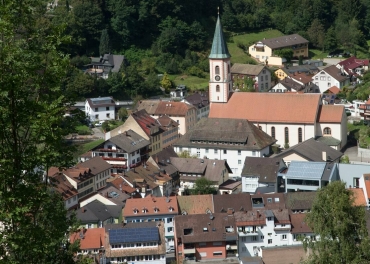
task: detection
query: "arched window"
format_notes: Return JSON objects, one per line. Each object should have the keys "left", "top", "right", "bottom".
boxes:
{"left": 216, "top": 85, "right": 220, "bottom": 92}
{"left": 271, "top": 127, "right": 275, "bottom": 139}
{"left": 323, "top": 127, "right": 331, "bottom": 135}
{"left": 298, "top": 128, "right": 302, "bottom": 143}
{"left": 215, "top": 66, "right": 220, "bottom": 75}
{"left": 285, "top": 127, "right": 289, "bottom": 143}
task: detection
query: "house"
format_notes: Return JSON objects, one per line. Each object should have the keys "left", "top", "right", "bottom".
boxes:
{"left": 177, "top": 194, "right": 214, "bottom": 215}
{"left": 336, "top": 56, "right": 369, "bottom": 77}
{"left": 123, "top": 195, "right": 178, "bottom": 249}
{"left": 241, "top": 157, "right": 287, "bottom": 193}
{"left": 107, "top": 175, "right": 138, "bottom": 196}
{"left": 88, "top": 129, "right": 150, "bottom": 173}
{"left": 173, "top": 118, "right": 276, "bottom": 176}
{"left": 49, "top": 172, "right": 78, "bottom": 210}
{"left": 273, "top": 137, "right": 343, "bottom": 165}
{"left": 76, "top": 199, "right": 123, "bottom": 228}
{"left": 70, "top": 228, "right": 105, "bottom": 256}
{"left": 213, "top": 193, "right": 252, "bottom": 213}
{"left": 170, "top": 85, "right": 187, "bottom": 99}
{"left": 207, "top": 15, "right": 347, "bottom": 150}
{"left": 48, "top": 157, "right": 112, "bottom": 200}
{"left": 322, "top": 86, "right": 341, "bottom": 105}
{"left": 209, "top": 93, "right": 348, "bottom": 150}
{"left": 85, "top": 54, "right": 125, "bottom": 79}
{"left": 281, "top": 161, "right": 334, "bottom": 192}
{"left": 169, "top": 157, "right": 232, "bottom": 195}
{"left": 174, "top": 213, "right": 237, "bottom": 262}
{"left": 248, "top": 34, "right": 309, "bottom": 66}
{"left": 135, "top": 100, "right": 197, "bottom": 135}
{"left": 120, "top": 162, "right": 174, "bottom": 197}
{"left": 106, "top": 110, "right": 165, "bottom": 155}
{"left": 85, "top": 97, "right": 116, "bottom": 122}
{"left": 270, "top": 77, "right": 306, "bottom": 93}
{"left": 230, "top": 63, "right": 271, "bottom": 92}
{"left": 330, "top": 163, "right": 370, "bottom": 189}
{"left": 104, "top": 222, "right": 166, "bottom": 264}
{"left": 156, "top": 115, "right": 179, "bottom": 148}
{"left": 312, "top": 65, "right": 350, "bottom": 93}
{"left": 361, "top": 98, "right": 370, "bottom": 122}
{"left": 218, "top": 179, "right": 242, "bottom": 194}
{"left": 182, "top": 92, "right": 210, "bottom": 121}
{"left": 275, "top": 64, "right": 319, "bottom": 81}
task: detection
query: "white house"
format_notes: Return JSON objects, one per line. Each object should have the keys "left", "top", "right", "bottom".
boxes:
{"left": 85, "top": 97, "right": 116, "bottom": 122}
{"left": 173, "top": 118, "right": 276, "bottom": 176}
{"left": 182, "top": 92, "right": 210, "bottom": 121}
{"left": 123, "top": 195, "right": 179, "bottom": 250}
{"left": 312, "top": 65, "right": 350, "bottom": 93}
{"left": 231, "top": 63, "right": 271, "bottom": 92}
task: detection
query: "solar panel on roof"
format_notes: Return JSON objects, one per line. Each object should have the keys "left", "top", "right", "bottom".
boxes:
{"left": 109, "top": 227, "right": 159, "bottom": 244}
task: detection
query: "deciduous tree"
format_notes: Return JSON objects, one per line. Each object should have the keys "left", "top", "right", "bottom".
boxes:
{"left": 191, "top": 178, "right": 217, "bottom": 195}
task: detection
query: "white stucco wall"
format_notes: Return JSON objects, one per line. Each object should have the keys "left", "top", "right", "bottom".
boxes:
{"left": 209, "top": 58, "right": 232, "bottom": 103}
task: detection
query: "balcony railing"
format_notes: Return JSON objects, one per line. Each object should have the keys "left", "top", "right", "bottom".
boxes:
{"left": 102, "top": 157, "right": 127, "bottom": 161}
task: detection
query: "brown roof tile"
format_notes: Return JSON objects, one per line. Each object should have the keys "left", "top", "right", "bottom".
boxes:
{"left": 322, "top": 65, "right": 348, "bottom": 82}
{"left": 289, "top": 213, "right": 311, "bottom": 234}
{"left": 234, "top": 210, "right": 266, "bottom": 226}
{"left": 213, "top": 193, "right": 252, "bottom": 213}
{"left": 326, "top": 86, "right": 340, "bottom": 94}
{"left": 218, "top": 179, "right": 242, "bottom": 190}
{"left": 316, "top": 105, "right": 344, "bottom": 123}
{"left": 349, "top": 188, "right": 366, "bottom": 206}
{"left": 209, "top": 93, "right": 321, "bottom": 124}
{"left": 109, "top": 176, "right": 136, "bottom": 194}
{"left": 272, "top": 209, "right": 290, "bottom": 224}
{"left": 262, "top": 245, "right": 308, "bottom": 264}
{"left": 70, "top": 228, "right": 105, "bottom": 250}
{"left": 285, "top": 192, "right": 317, "bottom": 210}
{"left": 231, "top": 63, "right": 266, "bottom": 76}
{"left": 177, "top": 194, "right": 214, "bottom": 215}
{"left": 154, "top": 101, "right": 195, "bottom": 116}
{"left": 123, "top": 195, "right": 178, "bottom": 218}
{"left": 49, "top": 172, "right": 78, "bottom": 201}
{"left": 261, "top": 34, "right": 308, "bottom": 49}
{"left": 289, "top": 72, "right": 313, "bottom": 85}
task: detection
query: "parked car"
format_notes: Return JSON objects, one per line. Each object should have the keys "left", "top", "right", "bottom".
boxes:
{"left": 166, "top": 246, "right": 175, "bottom": 253}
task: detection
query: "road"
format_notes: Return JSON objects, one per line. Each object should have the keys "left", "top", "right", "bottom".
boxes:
{"left": 92, "top": 127, "right": 105, "bottom": 139}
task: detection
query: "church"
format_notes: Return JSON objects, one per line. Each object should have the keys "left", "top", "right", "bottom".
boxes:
{"left": 207, "top": 15, "right": 347, "bottom": 150}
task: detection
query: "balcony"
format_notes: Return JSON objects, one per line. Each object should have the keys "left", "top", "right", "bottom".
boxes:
{"left": 183, "top": 248, "right": 195, "bottom": 254}
{"left": 101, "top": 157, "right": 127, "bottom": 161}
{"left": 238, "top": 231, "right": 258, "bottom": 237}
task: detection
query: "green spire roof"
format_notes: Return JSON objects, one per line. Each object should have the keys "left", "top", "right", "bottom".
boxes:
{"left": 209, "top": 15, "right": 231, "bottom": 59}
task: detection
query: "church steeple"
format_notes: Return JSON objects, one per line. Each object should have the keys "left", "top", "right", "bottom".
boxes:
{"left": 209, "top": 14, "right": 230, "bottom": 59}
{"left": 209, "top": 10, "right": 232, "bottom": 104}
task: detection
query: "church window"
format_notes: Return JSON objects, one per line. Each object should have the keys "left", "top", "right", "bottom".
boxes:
{"left": 215, "top": 66, "right": 220, "bottom": 75}
{"left": 285, "top": 127, "right": 289, "bottom": 143}
{"left": 298, "top": 128, "right": 302, "bottom": 143}
{"left": 271, "top": 127, "right": 275, "bottom": 139}
{"left": 323, "top": 127, "right": 331, "bottom": 135}
{"left": 216, "top": 85, "right": 220, "bottom": 92}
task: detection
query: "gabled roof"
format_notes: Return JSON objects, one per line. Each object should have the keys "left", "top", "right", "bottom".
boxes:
{"left": 170, "top": 157, "right": 232, "bottom": 183}
{"left": 262, "top": 245, "right": 308, "bottom": 264}
{"left": 280, "top": 64, "right": 319, "bottom": 74}
{"left": 289, "top": 72, "right": 313, "bottom": 85}
{"left": 272, "top": 208, "right": 290, "bottom": 224}
{"left": 231, "top": 63, "right": 265, "bottom": 76}
{"left": 150, "top": 147, "right": 179, "bottom": 176}
{"left": 209, "top": 93, "right": 321, "bottom": 124}
{"left": 213, "top": 193, "right": 252, "bottom": 213}
{"left": 325, "top": 86, "right": 340, "bottom": 94}
{"left": 349, "top": 188, "right": 366, "bottom": 206}
{"left": 321, "top": 65, "right": 348, "bottom": 82}
{"left": 218, "top": 179, "right": 242, "bottom": 191}
{"left": 155, "top": 101, "right": 195, "bottom": 116}
{"left": 234, "top": 210, "right": 266, "bottom": 226}
{"left": 337, "top": 56, "right": 369, "bottom": 67}
{"left": 316, "top": 105, "right": 344, "bottom": 123}
{"left": 48, "top": 166, "right": 93, "bottom": 183}
{"left": 70, "top": 228, "right": 105, "bottom": 250}
{"left": 274, "top": 77, "right": 305, "bottom": 92}
{"left": 135, "top": 100, "right": 159, "bottom": 115}
{"left": 177, "top": 194, "right": 214, "bottom": 215}
{"left": 260, "top": 34, "right": 308, "bottom": 49}
{"left": 49, "top": 172, "right": 78, "bottom": 201}
{"left": 290, "top": 213, "right": 312, "bottom": 234}
{"left": 273, "top": 138, "right": 343, "bottom": 162}
{"left": 242, "top": 157, "right": 283, "bottom": 184}
{"left": 131, "top": 109, "right": 164, "bottom": 137}
{"left": 184, "top": 92, "right": 209, "bottom": 109}
{"left": 156, "top": 115, "right": 179, "bottom": 129}
{"left": 86, "top": 96, "right": 115, "bottom": 108}
{"left": 79, "top": 156, "right": 112, "bottom": 175}
{"left": 209, "top": 15, "right": 230, "bottom": 59}
{"left": 77, "top": 200, "right": 122, "bottom": 223}
{"left": 108, "top": 176, "right": 136, "bottom": 194}
{"left": 100, "top": 129, "right": 150, "bottom": 153}
{"left": 174, "top": 213, "right": 236, "bottom": 243}
{"left": 285, "top": 192, "right": 317, "bottom": 210}
{"left": 123, "top": 195, "right": 178, "bottom": 218}
{"left": 174, "top": 118, "right": 276, "bottom": 150}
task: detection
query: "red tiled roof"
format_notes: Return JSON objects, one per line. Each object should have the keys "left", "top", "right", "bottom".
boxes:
{"left": 154, "top": 101, "right": 195, "bottom": 117}
{"left": 316, "top": 105, "right": 344, "bottom": 123}
{"left": 327, "top": 86, "right": 340, "bottom": 94}
{"left": 70, "top": 228, "right": 105, "bottom": 250}
{"left": 110, "top": 177, "right": 136, "bottom": 194}
{"left": 289, "top": 72, "right": 313, "bottom": 85}
{"left": 290, "top": 213, "right": 311, "bottom": 234}
{"left": 338, "top": 56, "right": 369, "bottom": 67}
{"left": 349, "top": 188, "right": 366, "bottom": 206}
{"left": 131, "top": 109, "right": 163, "bottom": 137}
{"left": 49, "top": 172, "right": 78, "bottom": 201}
{"left": 123, "top": 195, "right": 178, "bottom": 217}
{"left": 364, "top": 175, "right": 370, "bottom": 200}
{"left": 209, "top": 93, "right": 321, "bottom": 124}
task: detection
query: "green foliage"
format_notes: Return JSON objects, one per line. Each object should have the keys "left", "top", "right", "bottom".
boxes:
{"left": 118, "top": 108, "right": 129, "bottom": 121}
{"left": 0, "top": 0, "right": 79, "bottom": 262}
{"left": 177, "top": 151, "right": 197, "bottom": 158}
{"left": 191, "top": 177, "right": 217, "bottom": 195}
{"left": 76, "top": 125, "right": 92, "bottom": 135}
{"left": 99, "top": 29, "right": 111, "bottom": 56}
{"left": 340, "top": 155, "right": 350, "bottom": 163}
{"left": 78, "top": 139, "right": 105, "bottom": 156}
{"left": 102, "top": 121, "right": 110, "bottom": 132}
{"left": 70, "top": 55, "right": 91, "bottom": 67}
{"left": 274, "top": 48, "right": 294, "bottom": 62}
{"left": 160, "top": 73, "right": 173, "bottom": 93}
{"left": 303, "top": 181, "right": 370, "bottom": 263}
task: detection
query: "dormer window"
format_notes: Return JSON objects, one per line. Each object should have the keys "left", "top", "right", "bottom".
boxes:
{"left": 154, "top": 207, "right": 159, "bottom": 213}
{"left": 168, "top": 206, "right": 173, "bottom": 212}
{"left": 133, "top": 208, "right": 138, "bottom": 214}
{"left": 142, "top": 207, "right": 148, "bottom": 213}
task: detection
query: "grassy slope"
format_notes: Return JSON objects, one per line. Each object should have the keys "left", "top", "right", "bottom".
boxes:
{"left": 77, "top": 139, "right": 104, "bottom": 156}
{"left": 228, "top": 30, "right": 284, "bottom": 63}
{"left": 169, "top": 74, "right": 210, "bottom": 91}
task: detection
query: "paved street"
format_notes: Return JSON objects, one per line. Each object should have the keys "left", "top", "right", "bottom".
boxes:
{"left": 343, "top": 141, "right": 370, "bottom": 164}
{"left": 92, "top": 127, "right": 105, "bottom": 139}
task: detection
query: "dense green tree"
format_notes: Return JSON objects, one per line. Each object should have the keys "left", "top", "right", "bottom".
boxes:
{"left": 303, "top": 181, "right": 370, "bottom": 264}
{"left": 118, "top": 108, "right": 129, "bottom": 121}
{"left": 99, "top": 29, "right": 111, "bottom": 55}
{"left": 191, "top": 178, "right": 217, "bottom": 195}
{"left": 307, "top": 19, "right": 325, "bottom": 49}
{"left": 274, "top": 48, "right": 294, "bottom": 62}
{"left": 160, "top": 72, "right": 173, "bottom": 93}
{"left": 0, "top": 0, "right": 78, "bottom": 262}
{"left": 324, "top": 26, "right": 338, "bottom": 52}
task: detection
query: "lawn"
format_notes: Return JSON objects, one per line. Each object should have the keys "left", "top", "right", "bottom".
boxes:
{"left": 348, "top": 121, "right": 370, "bottom": 148}
{"left": 77, "top": 139, "right": 104, "bottom": 156}
{"left": 309, "top": 49, "right": 328, "bottom": 60}
{"left": 169, "top": 74, "right": 210, "bottom": 91}
{"left": 227, "top": 29, "right": 284, "bottom": 63}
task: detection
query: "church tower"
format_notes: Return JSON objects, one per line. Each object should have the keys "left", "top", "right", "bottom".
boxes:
{"left": 209, "top": 12, "right": 232, "bottom": 103}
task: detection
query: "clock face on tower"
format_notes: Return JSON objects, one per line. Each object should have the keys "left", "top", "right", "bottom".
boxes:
{"left": 215, "top": 75, "right": 220, "bottom": 81}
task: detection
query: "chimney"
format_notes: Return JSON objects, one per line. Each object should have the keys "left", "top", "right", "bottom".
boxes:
{"left": 322, "top": 151, "right": 327, "bottom": 161}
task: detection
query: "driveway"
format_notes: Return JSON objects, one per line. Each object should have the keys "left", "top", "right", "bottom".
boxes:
{"left": 323, "top": 58, "right": 344, "bottom": 66}
{"left": 92, "top": 127, "right": 105, "bottom": 139}
{"left": 343, "top": 140, "right": 370, "bottom": 163}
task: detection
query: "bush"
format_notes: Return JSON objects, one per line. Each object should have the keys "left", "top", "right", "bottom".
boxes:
{"left": 186, "top": 66, "right": 206, "bottom": 78}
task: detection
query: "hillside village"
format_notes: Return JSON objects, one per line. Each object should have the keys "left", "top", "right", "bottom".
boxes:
{"left": 48, "top": 15, "right": 370, "bottom": 264}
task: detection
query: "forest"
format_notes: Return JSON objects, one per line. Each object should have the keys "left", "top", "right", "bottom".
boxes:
{"left": 49, "top": 0, "right": 370, "bottom": 99}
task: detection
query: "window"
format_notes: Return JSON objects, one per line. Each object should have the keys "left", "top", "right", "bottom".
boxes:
{"left": 328, "top": 82, "right": 331, "bottom": 87}
{"left": 213, "top": 242, "right": 222, "bottom": 246}
{"left": 323, "top": 127, "right": 331, "bottom": 135}
{"left": 167, "top": 227, "right": 173, "bottom": 232}
{"left": 216, "top": 85, "right": 220, "bottom": 92}
{"left": 315, "top": 76, "right": 318, "bottom": 80}
{"left": 197, "top": 148, "right": 200, "bottom": 158}
{"left": 267, "top": 198, "right": 272, "bottom": 203}
{"left": 199, "top": 242, "right": 207, "bottom": 247}
{"left": 200, "top": 252, "right": 207, "bottom": 257}
{"left": 95, "top": 114, "right": 99, "bottom": 119}
{"left": 327, "top": 77, "right": 331, "bottom": 81}
{"left": 282, "top": 234, "right": 287, "bottom": 240}
{"left": 238, "top": 150, "right": 241, "bottom": 155}
{"left": 261, "top": 76, "right": 264, "bottom": 81}
{"left": 268, "top": 239, "right": 272, "bottom": 244}
{"left": 241, "top": 237, "right": 246, "bottom": 242}
{"left": 252, "top": 236, "right": 257, "bottom": 241}
{"left": 261, "top": 236, "right": 264, "bottom": 239}
{"left": 298, "top": 127, "right": 302, "bottom": 143}
{"left": 106, "top": 113, "right": 110, "bottom": 118}
{"left": 238, "top": 160, "right": 241, "bottom": 165}
{"left": 320, "top": 76, "right": 326, "bottom": 81}
{"left": 215, "top": 66, "right": 220, "bottom": 75}
{"left": 106, "top": 107, "right": 109, "bottom": 110}
{"left": 205, "top": 148, "right": 209, "bottom": 153}
{"left": 268, "top": 217, "right": 272, "bottom": 221}
{"left": 214, "top": 149, "right": 218, "bottom": 154}
{"left": 223, "top": 149, "right": 227, "bottom": 154}
{"left": 285, "top": 127, "right": 289, "bottom": 144}
{"left": 271, "top": 127, "right": 275, "bottom": 139}
{"left": 95, "top": 108, "right": 98, "bottom": 111}
{"left": 213, "top": 252, "right": 222, "bottom": 256}
{"left": 252, "top": 151, "right": 256, "bottom": 156}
